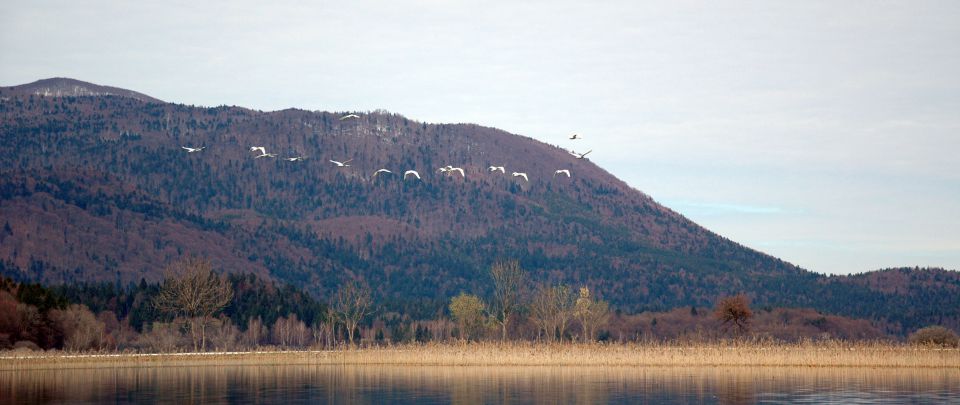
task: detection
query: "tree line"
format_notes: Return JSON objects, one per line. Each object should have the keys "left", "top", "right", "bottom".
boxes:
{"left": 449, "top": 260, "right": 614, "bottom": 343}
{"left": 3, "top": 257, "right": 955, "bottom": 353}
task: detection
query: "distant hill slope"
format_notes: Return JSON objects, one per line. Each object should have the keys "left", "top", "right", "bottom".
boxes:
{"left": 820, "top": 267, "right": 960, "bottom": 335}
{"left": 0, "top": 78, "right": 955, "bottom": 335}
{"left": 3, "top": 78, "right": 162, "bottom": 103}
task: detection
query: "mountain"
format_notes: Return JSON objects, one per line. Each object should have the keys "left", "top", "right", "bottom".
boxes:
{"left": 0, "top": 78, "right": 955, "bottom": 334}
{"left": 2, "top": 78, "right": 162, "bottom": 103}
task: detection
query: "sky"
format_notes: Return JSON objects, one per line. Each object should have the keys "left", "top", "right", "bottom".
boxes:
{"left": 2, "top": 0, "right": 958, "bottom": 275}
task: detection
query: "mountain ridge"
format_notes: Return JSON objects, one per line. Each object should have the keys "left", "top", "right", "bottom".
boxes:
{"left": 0, "top": 78, "right": 956, "bottom": 335}
{"left": 3, "top": 77, "right": 163, "bottom": 103}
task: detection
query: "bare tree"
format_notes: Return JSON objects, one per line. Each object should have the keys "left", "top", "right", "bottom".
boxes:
{"left": 714, "top": 294, "right": 753, "bottom": 335}
{"left": 273, "top": 314, "right": 310, "bottom": 348}
{"left": 529, "top": 284, "right": 556, "bottom": 342}
{"left": 311, "top": 323, "right": 327, "bottom": 349}
{"left": 137, "top": 321, "right": 183, "bottom": 353}
{"left": 574, "top": 287, "right": 611, "bottom": 342}
{"left": 319, "top": 307, "right": 338, "bottom": 348}
{"left": 242, "top": 317, "right": 267, "bottom": 349}
{"left": 424, "top": 318, "right": 456, "bottom": 343}
{"left": 334, "top": 280, "right": 374, "bottom": 347}
{"left": 154, "top": 257, "right": 233, "bottom": 351}
{"left": 50, "top": 304, "right": 105, "bottom": 351}
{"left": 574, "top": 287, "right": 592, "bottom": 342}
{"left": 290, "top": 318, "right": 310, "bottom": 347}
{"left": 552, "top": 285, "right": 575, "bottom": 342}
{"left": 490, "top": 260, "right": 525, "bottom": 341}
{"left": 272, "top": 315, "right": 295, "bottom": 347}
{"left": 529, "top": 284, "right": 575, "bottom": 342}
{"left": 207, "top": 317, "right": 239, "bottom": 351}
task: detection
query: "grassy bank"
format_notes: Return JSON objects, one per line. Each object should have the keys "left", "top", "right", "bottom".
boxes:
{"left": 3, "top": 341, "right": 959, "bottom": 370}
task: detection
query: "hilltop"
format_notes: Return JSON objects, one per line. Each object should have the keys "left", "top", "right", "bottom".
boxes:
{"left": 3, "top": 78, "right": 162, "bottom": 103}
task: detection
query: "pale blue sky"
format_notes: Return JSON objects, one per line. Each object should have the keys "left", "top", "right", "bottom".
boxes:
{"left": 2, "top": 0, "right": 958, "bottom": 274}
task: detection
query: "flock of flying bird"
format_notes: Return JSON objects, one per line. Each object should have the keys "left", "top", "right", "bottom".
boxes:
{"left": 181, "top": 114, "right": 593, "bottom": 183}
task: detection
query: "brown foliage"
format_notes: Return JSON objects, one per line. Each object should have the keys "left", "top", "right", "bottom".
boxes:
{"left": 908, "top": 326, "right": 959, "bottom": 347}
{"left": 206, "top": 317, "right": 240, "bottom": 351}
{"left": 136, "top": 321, "right": 184, "bottom": 352}
{"left": 0, "top": 291, "right": 18, "bottom": 348}
{"left": 714, "top": 294, "right": 753, "bottom": 334}
{"left": 609, "top": 306, "right": 886, "bottom": 342}
{"left": 49, "top": 304, "right": 105, "bottom": 351}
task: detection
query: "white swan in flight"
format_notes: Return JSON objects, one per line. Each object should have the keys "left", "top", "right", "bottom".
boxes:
{"left": 570, "top": 149, "right": 592, "bottom": 159}
{"left": 255, "top": 152, "right": 277, "bottom": 158}
{"left": 488, "top": 166, "right": 505, "bottom": 173}
{"left": 330, "top": 159, "right": 353, "bottom": 167}
{"left": 554, "top": 169, "right": 571, "bottom": 177}
{"left": 512, "top": 172, "right": 529, "bottom": 182}
{"left": 449, "top": 167, "right": 465, "bottom": 178}
{"left": 569, "top": 134, "right": 582, "bottom": 140}
{"left": 438, "top": 165, "right": 453, "bottom": 173}
{"left": 404, "top": 170, "right": 421, "bottom": 180}
{"left": 181, "top": 146, "right": 205, "bottom": 153}
{"left": 284, "top": 156, "right": 306, "bottom": 162}
{"left": 250, "top": 146, "right": 266, "bottom": 155}
{"left": 373, "top": 169, "right": 393, "bottom": 177}
{"left": 340, "top": 114, "right": 360, "bottom": 120}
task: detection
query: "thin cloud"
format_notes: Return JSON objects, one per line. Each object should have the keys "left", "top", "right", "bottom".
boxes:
{"left": 663, "top": 200, "right": 796, "bottom": 216}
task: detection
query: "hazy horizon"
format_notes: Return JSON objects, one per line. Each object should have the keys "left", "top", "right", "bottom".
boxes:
{"left": 2, "top": 0, "right": 957, "bottom": 275}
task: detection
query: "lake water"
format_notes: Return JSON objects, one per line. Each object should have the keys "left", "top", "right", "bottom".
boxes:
{"left": 2, "top": 364, "right": 958, "bottom": 404}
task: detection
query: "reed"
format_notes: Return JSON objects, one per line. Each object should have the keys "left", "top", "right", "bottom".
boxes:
{"left": 3, "top": 340, "right": 958, "bottom": 370}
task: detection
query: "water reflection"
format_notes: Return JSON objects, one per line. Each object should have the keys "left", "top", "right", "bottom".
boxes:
{"left": 2, "top": 364, "right": 957, "bottom": 404}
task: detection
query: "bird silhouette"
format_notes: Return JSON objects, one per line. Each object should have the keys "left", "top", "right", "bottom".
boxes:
{"left": 570, "top": 150, "right": 592, "bottom": 159}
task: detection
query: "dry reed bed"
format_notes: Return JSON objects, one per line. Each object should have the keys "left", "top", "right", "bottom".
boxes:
{"left": 2, "top": 342, "right": 958, "bottom": 370}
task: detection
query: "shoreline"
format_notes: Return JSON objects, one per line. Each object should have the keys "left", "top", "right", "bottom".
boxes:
{"left": 3, "top": 342, "right": 959, "bottom": 370}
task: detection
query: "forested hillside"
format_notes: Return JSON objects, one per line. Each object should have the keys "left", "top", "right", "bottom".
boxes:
{"left": 0, "top": 78, "right": 956, "bottom": 334}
